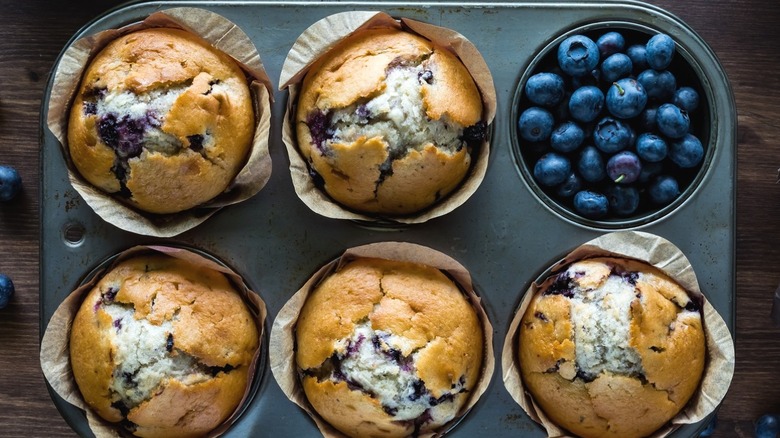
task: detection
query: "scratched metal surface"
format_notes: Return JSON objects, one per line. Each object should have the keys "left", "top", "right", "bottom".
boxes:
{"left": 40, "top": 1, "right": 735, "bottom": 436}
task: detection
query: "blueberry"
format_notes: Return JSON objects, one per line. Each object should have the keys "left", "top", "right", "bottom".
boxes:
{"left": 648, "top": 175, "right": 680, "bottom": 205}
{"left": 605, "top": 185, "right": 640, "bottom": 216}
{"left": 606, "top": 78, "right": 647, "bottom": 119}
{"left": 600, "top": 53, "right": 633, "bottom": 83}
{"left": 626, "top": 44, "right": 649, "bottom": 72}
{"left": 756, "top": 414, "right": 780, "bottom": 438}
{"left": 638, "top": 106, "right": 659, "bottom": 132}
{"left": 556, "top": 172, "right": 583, "bottom": 197}
{"left": 596, "top": 31, "right": 625, "bottom": 58}
{"left": 573, "top": 190, "right": 609, "bottom": 219}
{"left": 635, "top": 133, "right": 668, "bottom": 162}
{"left": 306, "top": 110, "right": 334, "bottom": 150}
{"left": 518, "top": 107, "right": 555, "bottom": 142}
{"left": 550, "top": 121, "right": 585, "bottom": 152}
{"left": 525, "top": 72, "right": 566, "bottom": 107}
{"left": 568, "top": 86, "right": 604, "bottom": 123}
{"left": 557, "top": 35, "right": 600, "bottom": 77}
{"left": 577, "top": 146, "right": 606, "bottom": 183}
{"left": 646, "top": 33, "right": 676, "bottom": 70}
{"left": 533, "top": 153, "right": 571, "bottom": 187}
{"left": 673, "top": 86, "right": 700, "bottom": 112}
{"left": 656, "top": 103, "right": 690, "bottom": 139}
{"left": 637, "top": 69, "right": 677, "bottom": 102}
{"left": 669, "top": 134, "right": 704, "bottom": 168}
{"left": 607, "top": 151, "right": 642, "bottom": 184}
{"left": 0, "top": 166, "right": 22, "bottom": 202}
{"left": 698, "top": 414, "right": 717, "bottom": 437}
{"left": 0, "top": 274, "right": 14, "bottom": 309}
{"left": 593, "top": 117, "right": 632, "bottom": 154}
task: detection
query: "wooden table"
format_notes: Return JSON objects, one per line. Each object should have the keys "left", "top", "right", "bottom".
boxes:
{"left": 0, "top": 0, "right": 777, "bottom": 436}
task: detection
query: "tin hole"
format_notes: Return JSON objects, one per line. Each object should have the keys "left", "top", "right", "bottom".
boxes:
{"left": 62, "top": 222, "right": 85, "bottom": 247}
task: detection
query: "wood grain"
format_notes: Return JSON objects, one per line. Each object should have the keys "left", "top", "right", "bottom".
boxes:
{"left": 0, "top": 0, "right": 778, "bottom": 437}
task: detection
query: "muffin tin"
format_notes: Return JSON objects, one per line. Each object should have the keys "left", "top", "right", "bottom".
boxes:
{"left": 40, "top": 1, "right": 735, "bottom": 437}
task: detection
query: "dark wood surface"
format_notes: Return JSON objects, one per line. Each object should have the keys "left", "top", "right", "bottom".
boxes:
{"left": 0, "top": 0, "right": 777, "bottom": 436}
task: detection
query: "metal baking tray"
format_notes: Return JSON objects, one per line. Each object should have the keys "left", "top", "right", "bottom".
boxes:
{"left": 40, "top": 1, "right": 736, "bottom": 436}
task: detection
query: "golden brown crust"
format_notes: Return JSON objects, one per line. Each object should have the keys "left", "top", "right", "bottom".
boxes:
{"left": 67, "top": 28, "right": 254, "bottom": 214}
{"left": 296, "top": 257, "right": 484, "bottom": 437}
{"left": 518, "top": 257, "right": 706, "bottom": 438}
{"left": 69, "top": 254, "right": 258, "bottom": 437}
{"left": 295, "top": 28, "right": 483, "bottom": 215}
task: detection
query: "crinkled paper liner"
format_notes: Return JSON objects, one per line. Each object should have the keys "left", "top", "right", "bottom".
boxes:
{"left": 269, "top": 241, "right": 495, "bottom": 437}
{"left": 40, "top": 245, "right": 267, "bottom": 438}
{"left": 279, "top": 11, "right": 497, "bottom": 224}
{"left": 501, "top": 230, "right": 735, "bottom": 437}
{"left": 47, "top": 7, "right": 274, "bottom": 237}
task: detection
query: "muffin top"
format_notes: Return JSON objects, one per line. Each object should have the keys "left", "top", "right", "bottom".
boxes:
{"left": 295, "top": 28, "right": 486, "bottom": 215}
{"left": 70, "top": 254, "right": 258, "bottom": 438}
{"left": 296, "top": 257, "right": 484, "bottom": 437}
{"left": 67, "top": 27, "right": 254, "bottom": 214}
{"left": 518, "top": 257, "right": 706, "bottom": 438}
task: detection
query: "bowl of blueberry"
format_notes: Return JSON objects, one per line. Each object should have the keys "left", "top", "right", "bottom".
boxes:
{"left": 512, "top": 22, "right": 714, "bottom": 228}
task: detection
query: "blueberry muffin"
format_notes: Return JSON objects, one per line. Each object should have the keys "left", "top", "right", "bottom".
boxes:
{"left": 296, "top": 257, "right": 484, "bottom": 437}
{"left": 295, "top": 28, "right": 487, "bottom": 215}
{"left": 69, "top": 254, "right": 258, "bottom": 438}
{"left": 518, "top": 257, "right": 706, "bottom": 438}
{"left": 67, "top": 28, "right": 254, "bottom": 214}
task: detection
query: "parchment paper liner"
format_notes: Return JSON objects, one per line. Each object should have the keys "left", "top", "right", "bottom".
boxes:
{"left": 279, "top": 11, "right": 497, "bottom": 224}
{"left": 270, "top": 241, "right": 495, "bottom": 437}
{"left": 501, "top": 231, "right": 735, "bottom": 437}
{"left": 40, "top": 245, "right": 268, "bottom": 438}
{"left": 46, "top": 7, "right": 274, "bottom": 238}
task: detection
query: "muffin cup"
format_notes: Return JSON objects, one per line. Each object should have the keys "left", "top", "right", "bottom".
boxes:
{"left": 279, "top": 11, "right": 496, "bottom": 224}
{"left": 40, "top": 245, "right": 267, "bottom": 438}
{"left": 501, "top": 230, "right": 734, "bottom": 437}
{"left": 511, "top": 22, "right": 716, "bottom": 229}
{"left": 269, "top": 241, "right": 495, "bottom": 437}
{"left": 46, "top": 7, "right": 274, "bottom": 237}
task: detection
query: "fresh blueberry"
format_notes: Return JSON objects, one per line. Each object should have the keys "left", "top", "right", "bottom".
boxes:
{"left": 573, "top": 190, "right": 609, "bottom": 219}
{"left": 556, "top": 172, "right": 583, "bottom": 197}
{"left": 646, "top": 33, "right": 676, "bottom": 70}
{"left": 637, "top": 69, "right": 677, "bottom": 102}
{"left": 518, "top": 107, "right": 555, "bottom": 142}
{"left": 596, "top": 31, "right": 625, "bottom": 58}
{"left": 698, "top": 414, "right": 717, "bottom": 437}
{"left": 600, "top": 53, "right": 633, "bottom": 83}
{"left": 606, "top": 78, "right": 647, "bottom": 119}
{"left": 638, "top": 161, "right": 664, "bottom": 184}
{"left": 550, "top": 121, "right": 585, "bottom": 152}
{"left": 626, "top": 44, "right": 649, "bottom": 72}
{"left": 605, "top": 185, "right": 640, "bottom": 216}
{"left": 0, "top": 166, "right": 22, "bottom": 202}
{"left": 756, "top": 414, "right": 780, "bottom": 438}
{"left": 568, "top": 86, "right": 605, "bottom": 123}
{"left": 557, "top": 35, "right": 600, "bottom": 77}
{"left": 635, "top": 133, "right": 668, "bottom": 162}
{"left": 669, "top": 134, "right": 705, "bottom": 168}
{"left": 0, "top": 274, "right": 13, "bottom": 309}
{"left": 593, "top": 117, "right": 632, "bottom": 153}
{"left": 638, "top": 106, "right": 659, "bottom": 132}
{"left": 525, "top": 72, "right": 566, "bottom": 107}
{"left": 648, "top": 175, "right": 680, "bottom": 205}
{"left": 533, "top": 153, "right": 571, "bottom": 187}
{"left": 607, "top": 151, "right": 643, "bottom": 184}
{"left": 577, "top": 146, "right": 606, "bottom": 183}
{"left": 656, "top": 103, "right": 690, "bottom": 139}
{"left": 673, "top": 86, "right": 701, "bottom": 112}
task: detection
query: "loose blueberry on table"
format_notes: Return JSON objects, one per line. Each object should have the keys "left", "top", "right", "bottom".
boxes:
{"left": 0, "top": 274, "right": 14, "bottom": 309}
{"left": 756, "top": 414, "right": 780, "bottom": 438}
{"left": 519, "top": 29, "right": 707, "bottom": 221}
{"left": 0, "top": 165, "right": 22, "bottom": 202}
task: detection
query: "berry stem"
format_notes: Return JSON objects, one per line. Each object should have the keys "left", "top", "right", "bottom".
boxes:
{"left": 614, "top": 82, "right": 625, "bottom": 96}
{"left": 615, "top": 174, "right": 626, "bottom": 183}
